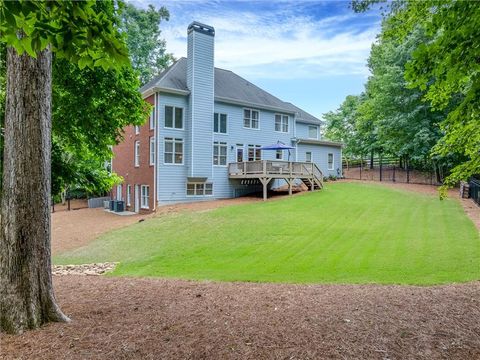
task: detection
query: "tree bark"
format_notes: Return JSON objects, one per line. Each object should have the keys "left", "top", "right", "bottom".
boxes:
{"left": 0, "top": 46, "right": 69, "bottom": 334}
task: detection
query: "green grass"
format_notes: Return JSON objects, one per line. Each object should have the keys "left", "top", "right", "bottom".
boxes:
{"left": 55, "top": 182, "right": 480, "bottom": 285}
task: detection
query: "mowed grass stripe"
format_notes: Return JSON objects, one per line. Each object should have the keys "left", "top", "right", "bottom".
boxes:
{"left": 55, "top": 182, "right": 480, "bottom": 284}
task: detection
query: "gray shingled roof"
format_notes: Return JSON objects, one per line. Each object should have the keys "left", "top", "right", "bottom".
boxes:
{"left": 140, "top": 58, "right": 322, "bottom": 124}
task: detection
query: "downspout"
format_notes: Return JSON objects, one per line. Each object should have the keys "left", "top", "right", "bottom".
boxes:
{"left": 153, "top": 92, "right": 157, "bottom": 211}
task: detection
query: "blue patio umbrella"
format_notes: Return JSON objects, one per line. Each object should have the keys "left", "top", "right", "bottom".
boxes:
{"left": 260, "top": 141, "right": 294, "bottom": 160}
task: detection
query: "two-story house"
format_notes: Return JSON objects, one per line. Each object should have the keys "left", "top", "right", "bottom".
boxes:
{"left": 112, "top": 21, "right": 342, "bottom": 213}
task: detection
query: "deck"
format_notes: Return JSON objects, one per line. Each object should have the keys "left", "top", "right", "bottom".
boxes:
{"left": 228, "top": 160, "right": 323, "bottom": 200}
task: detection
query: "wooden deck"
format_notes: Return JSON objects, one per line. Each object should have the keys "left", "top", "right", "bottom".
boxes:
{"left": 228, "top": 160, "right": 323, "bottom": 200}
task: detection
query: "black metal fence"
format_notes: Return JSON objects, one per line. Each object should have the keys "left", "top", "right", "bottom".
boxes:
{"left": 470, "top": 179, "right": 480, "bottom": 206}
{"left": 343, "top": 157, "right": 442, "bottom": 185}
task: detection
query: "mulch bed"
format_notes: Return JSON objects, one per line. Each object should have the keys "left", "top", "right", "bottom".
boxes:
{"left": 2, "top": 276, "right": 480, "bottom": 359}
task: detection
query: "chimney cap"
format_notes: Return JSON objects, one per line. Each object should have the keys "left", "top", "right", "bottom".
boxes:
{"left": 188, "top": 21, "right": 215, "bottom": 36}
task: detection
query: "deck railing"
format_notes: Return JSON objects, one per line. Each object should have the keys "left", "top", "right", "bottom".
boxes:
{"left": 228, "top": 160, "right": 323, "bottom": 180}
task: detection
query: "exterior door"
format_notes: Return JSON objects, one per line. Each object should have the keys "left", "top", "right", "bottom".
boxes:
{"left": 134, "top": 185, "right": 140, "bottom": 213}
{"left": 236, "top": 144, "right": 244, "bottom": 162}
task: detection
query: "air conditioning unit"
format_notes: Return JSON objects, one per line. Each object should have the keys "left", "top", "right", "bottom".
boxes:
{"left": 103, "top": 200, "right": 110, "bottom": 209}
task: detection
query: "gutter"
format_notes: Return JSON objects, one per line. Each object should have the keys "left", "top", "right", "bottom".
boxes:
{"left": 297, "top": 138, "right": 344, "bottom": 147}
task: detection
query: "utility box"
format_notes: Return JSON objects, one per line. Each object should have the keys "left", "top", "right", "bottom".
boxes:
{"left": 114, "top": 200, "right": 124, "bottom": 212}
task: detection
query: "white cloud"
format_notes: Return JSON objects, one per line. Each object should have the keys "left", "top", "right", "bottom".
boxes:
{"left": 144, "top": 1, "right": 380, "bottom": 80}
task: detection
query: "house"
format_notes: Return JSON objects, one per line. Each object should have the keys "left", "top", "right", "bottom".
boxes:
{"left": 112, "top": 21, "right": 342, "bottom": 213}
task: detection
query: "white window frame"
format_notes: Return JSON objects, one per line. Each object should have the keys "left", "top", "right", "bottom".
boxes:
{"left": 213, "top": 141, "right": 228, "bottom": 166}
{"left": 134, "top": 140, "right": 140, "bottom": 167}
{"left": 308, "top": 125, "right": 318, "bottom": 139}
{"left": 126, "top": 185, "right": 131, "bottom": 206}
{"left": 243, "top": 108, "right": 260, "bottom": 129}
{"left": 164, "top": 137, "right": 183, "bottom": 165}
{"left": 214, "top": 113, "right": 228, "bottom": 134}
{"left": 164, "top": 105, "right": 184, "bottom": 130}
{"left": 275, "top": 149, "right": 284, "bottom": 160}
{"left": 134, "top": 125, "right": 140, "bottom": 135}
{"left": 275, "top": 114, "right": 289, "bottom": 133}
{"left": 149, "top": 137, "right": 155, "bottom": 166}
{"left": 149, "top": 107, "right": 155, "bottom": 130}
{"left": 116, "top": 184, "right": 123, "bottom": 201}
{"left": 186, "top": 182, "right": 213, "bottom": 196}
{"left": 306, "top": 152, "right": 312, "bottom": 163}
{"left": 141, "top": 185, "right": 149, "bottom": 209}
{"left": 328, "top": 153, "right": 334, "bottom": 170}
{"left": 247, "top": 144, "right": 262, "bottom": 161}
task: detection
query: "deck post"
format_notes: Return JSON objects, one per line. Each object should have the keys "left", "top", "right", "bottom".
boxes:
{"left": 259, "top": 177, "right": 271, "bottom": 201}
{"left": 287, "top": 179, "right": 293, "bottom": 196}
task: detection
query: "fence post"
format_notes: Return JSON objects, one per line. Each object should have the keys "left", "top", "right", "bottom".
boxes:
{"left": 393, "top": 165, "right": 396, "bottom": 182}
{"left": 379, "top": 155, "right": 383, "bottom": 182}
{"left": 406, "top": 161, "right": 410, "bottom": 183}
{"left": 51, "top": 197, "right": 55, "bottom": 213}
{"left": 360, "top": 156, "right": 362, "bottom": 180}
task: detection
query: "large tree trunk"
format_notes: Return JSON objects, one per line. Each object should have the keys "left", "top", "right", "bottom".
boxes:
{"left": 0, "top": 47, "right": 69, "bottom": 334}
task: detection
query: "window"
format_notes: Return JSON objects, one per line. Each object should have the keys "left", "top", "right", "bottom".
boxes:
{"left": 328, "top": 153, "right": 334, "bottom": 170}
{"left": 213, "top": 141, "right": 227, "bottom": 166}
{"left": 243, "top": 109, "right": 259, "bottom": 129}
{"left": 149, "top": 137, "right": 155, "bottom": 166}
{"left": 275, "top": 114, "right": 289, "bottom": 133}
{"left": 248, "top": 145, "right": 261, "bottom": 161}
{"left": 126, "top": 185, "right": 131, "bottom": 206}
{"left": 134, "top": 140, "right": 140, "bottom": 167}
{"left": 275, "top": 150, "right": 283, "bottom": 160}
{"left": 308, "top": 125, "right": 318, "bottom": 139}
{"left": 306, "top": 152, "right": 312, "bottom": 163}
{"left": 149, "top": 107, "right": 155, "bottom": 130}
{"left": 214, "top": 113, "right": 227, "bottom": 134}
{"left": 116, "top": 184, "right": 123, "bottom": 201}
{"left": 164, "top": 137, "right": 183, "bottom": 164}
{"left": 165, "top": 106, "right": 183, "bottom": 129}
{"left": 134, "top": 125, "right": 140, "bottom": 135}
{"left": 186, "top": 183, "right": 213, "bottom": 196}
{"left": 141, "top": 185, "right": 149, "bottom": 209}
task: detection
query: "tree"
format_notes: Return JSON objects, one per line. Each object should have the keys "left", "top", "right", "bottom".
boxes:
{"left": 353, "top": 0, "right": 480, "bottom": 193}
{"left": 120, "top": 3, "right": 173, "bottom": 85}
{"left": 0, "top": 0, "right": 129, "bottom": 334}
{"left": 323, "top": 95, "right": 365, "bottom": 163}
{"left": 51, "top": 57, "right": 149, "bottom": 199}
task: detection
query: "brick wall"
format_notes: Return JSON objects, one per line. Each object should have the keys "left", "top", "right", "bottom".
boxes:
{"left": 111, "top": 95, "right": 155, "bottom": 213}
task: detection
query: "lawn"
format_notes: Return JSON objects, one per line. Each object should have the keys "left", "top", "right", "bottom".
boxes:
{"left": 55, "top": 182, "right": 480, "bottom": 285}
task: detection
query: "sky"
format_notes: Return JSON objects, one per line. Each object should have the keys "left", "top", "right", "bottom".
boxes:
{"left": 128, "top": 0, "right": 383, "bottom": 119}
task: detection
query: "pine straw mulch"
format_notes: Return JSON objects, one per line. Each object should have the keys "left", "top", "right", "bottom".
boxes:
{"left": 2, "top": 276, "right": 480, "bottom": 359}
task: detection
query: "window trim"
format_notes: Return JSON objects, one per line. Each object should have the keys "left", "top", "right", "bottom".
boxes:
{"left": 163, "top": 137, "right": 184, "bottom": 165}
{"left": 247, "top": 144, "right": 262, "bottom": 162}
{"left": 149, "top": 107, "right": 155, "bottom": 130}
{"left": 140, "top": 185, "right": 149, "bottom": 209}
{"left": 243, "top": 108, "right": 260, "bottom": 130}
{"left": 308, "top": 125, "right": 319, "bottom": 140}
{"left": 214, "top": 113, "right": 228, "bottom": 135}
{"left": 328, "top": 153, "right": 334, "bottom": 170}
{"left": 126, "top": 184, "right": 131, "bottom": 206}
{"left": 275, "top": 149, "right": 284, "bottom": 160}
{"left": 134, "top": 125, "right": 140, "bottom": 135}
{"left": 274, "top": 113, "right": 289, "bottom": 133}
{"left": 186, "top": 182, "right": 214, "bottom": 197}
{"left": 306, "top": 151, "right": 312, "bottom": 163}
{"left": 149, "top": 137, "right": 155, "bottom": 166}
{"left": 213, "top": 141, "right": 228, "bottom": 167}
{"left": 134, "top": 140, "right": 140, "bottom": 167}
{"left": 164, "top": 105, "right": 184, "bottom": 130}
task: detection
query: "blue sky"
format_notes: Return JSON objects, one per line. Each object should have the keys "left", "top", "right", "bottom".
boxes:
{"left": 128, "top": 0, "right": 382, "bottom": 119}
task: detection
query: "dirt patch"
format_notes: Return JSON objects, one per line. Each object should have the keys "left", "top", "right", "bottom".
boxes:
{"left": 1, "top": 276, "right": 480, "bottom": 359}
{"left": 52, "top": 208, "right": 149, "bottom": 255}
{"left": 52, "top": 195, "right": 296, "bottom": 255}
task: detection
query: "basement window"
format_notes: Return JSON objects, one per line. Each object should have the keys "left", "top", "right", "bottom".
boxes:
{"left": 186, "top": 182, "right": 213, "bottom": 196}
